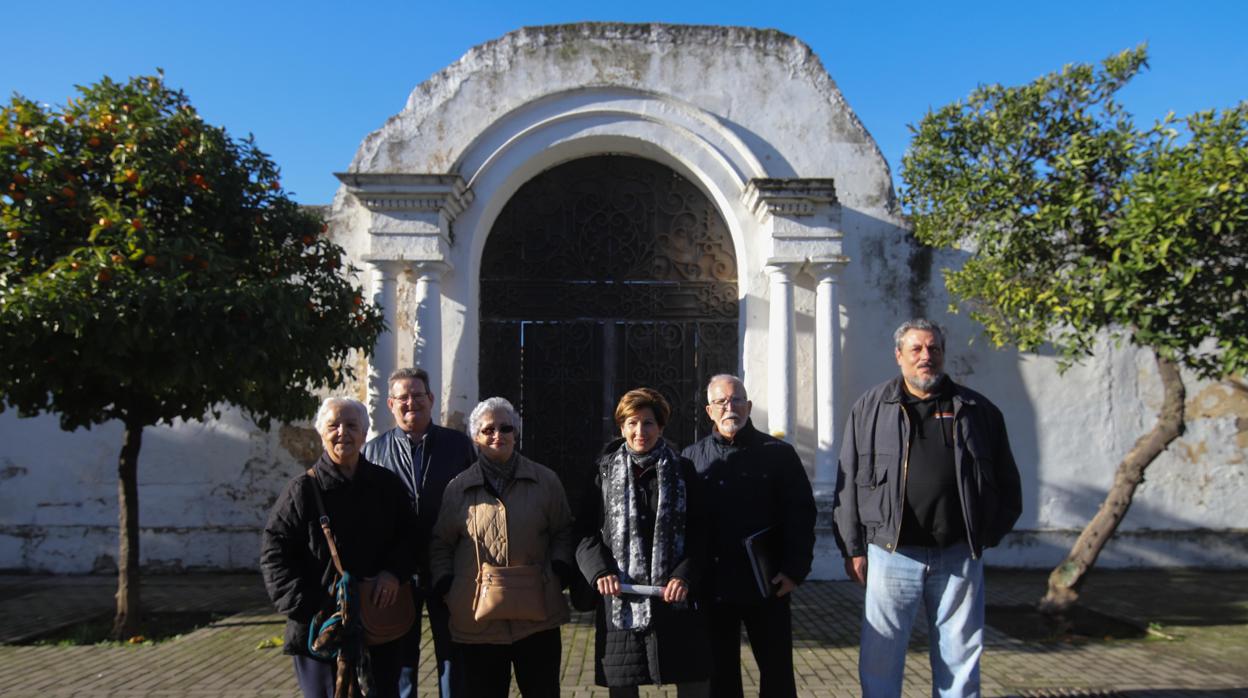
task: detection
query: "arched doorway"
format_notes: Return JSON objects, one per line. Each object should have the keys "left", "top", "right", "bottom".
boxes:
{"left": 479, "top": 155, "right": 738, "bottom": 502}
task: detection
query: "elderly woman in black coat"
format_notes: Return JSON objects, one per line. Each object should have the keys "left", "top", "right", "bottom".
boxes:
{"left": 577, "top": 388, "right": 711, "bottom": 697}
{"left": 260, "top": 397, "right": 417, "bottom": 698}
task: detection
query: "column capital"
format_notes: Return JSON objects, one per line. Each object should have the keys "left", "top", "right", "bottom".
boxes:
{"left": 807, "top": 256, "right": 850, "bottom": 281}
{"left": 407, "top": 259, "right": 452, "bottom": 280}
{"left": 764, "top": 258, "right": 805, "bottom": 279}
{"left": 362, "top": 258, "right": 406, "bottom": 277}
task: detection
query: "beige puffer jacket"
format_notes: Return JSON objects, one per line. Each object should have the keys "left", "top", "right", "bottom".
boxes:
{"left": 429, "top": 453, "right": 574, "bottom": 644}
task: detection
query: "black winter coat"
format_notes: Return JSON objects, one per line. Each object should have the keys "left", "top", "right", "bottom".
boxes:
{"left": 260, "top": 453, "right": 417, "bottom": 656}
{"left": 681, "top": 420, "right": 817, "bottom": 604}
{"left": 576, "top": 438, "right": 711, "bottom": 687}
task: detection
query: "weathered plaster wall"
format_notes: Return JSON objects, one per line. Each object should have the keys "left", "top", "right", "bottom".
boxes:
{"left": 0, "top": 409, "right": 321, "bottom": 573}
{"left": 0, "top": 23, "right": 1243, "bottom": 575}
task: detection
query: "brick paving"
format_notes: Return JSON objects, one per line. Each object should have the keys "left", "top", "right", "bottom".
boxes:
{"left": 0, "top": 570, "right": 1244, "bottom": 696}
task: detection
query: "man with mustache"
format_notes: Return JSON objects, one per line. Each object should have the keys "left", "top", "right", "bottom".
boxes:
{"left": 681, "top": 374, "right": 816, "bottom": 698}
{"left": 833, "top": 319, "right": 1022, "bottom": 697}
{"left": 363, "top": 367, "right": 474, "bottom": 698}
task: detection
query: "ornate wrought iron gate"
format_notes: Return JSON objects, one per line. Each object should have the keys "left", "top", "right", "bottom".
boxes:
{"left": 479, "top": 155, "right": 738, "bottom": 502}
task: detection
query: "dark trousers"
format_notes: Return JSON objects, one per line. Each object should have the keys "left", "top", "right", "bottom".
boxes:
{"left": 293, "top": 640, "right": 402, "bottom": 698}
{"left": 454, "top": 628, "right": 561, "bottom": 698}
{"left": 398, "top": 589, "right": 459, "bottom": 697}
{"left": 708, "top": 596, "right": 796, "bottom": 698}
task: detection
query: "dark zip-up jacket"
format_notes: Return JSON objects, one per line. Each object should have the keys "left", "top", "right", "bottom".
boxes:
{"left": 832, "top": 376, "right": 1023, "bottom": 559}
{"left": 681, "top": 420, "right": 817, "bottom": 604}
{"left": 260, "top": 453, "right": 417, "bottom": 655}
{"left": 362, "top": 424, "right": 474, "bottom": 581}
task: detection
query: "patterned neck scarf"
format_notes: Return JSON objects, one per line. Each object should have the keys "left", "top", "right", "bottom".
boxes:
{"left": 604, "top": 439, "right": 686, "bottom": 631}
{"left": 477, "top": 451, "right": 518, "bottom": 497}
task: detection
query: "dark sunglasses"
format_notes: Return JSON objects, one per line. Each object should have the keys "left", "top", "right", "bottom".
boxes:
{"left": 480, "top": 424, "right": 515, "bottom": 435}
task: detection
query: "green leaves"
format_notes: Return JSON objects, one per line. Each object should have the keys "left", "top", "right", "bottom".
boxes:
{"left": 0, "top": 74, "right": 384, "bottom": 430}
{"left": 901, "top": 46, "right": 1248, "bottom": 380}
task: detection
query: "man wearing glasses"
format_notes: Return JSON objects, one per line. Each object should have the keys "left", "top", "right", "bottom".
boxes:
{"left": 681, "top": 374, "right": 816, "bottom": 698}
{"left": 364, "top": 367, "right": 474, "bottom": 697}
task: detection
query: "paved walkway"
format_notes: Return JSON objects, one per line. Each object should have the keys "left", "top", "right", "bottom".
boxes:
{"left": 0, "top": 570, "right": 1244, "bottom": 696}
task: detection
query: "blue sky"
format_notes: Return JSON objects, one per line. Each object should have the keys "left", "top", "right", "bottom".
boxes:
{"left": 4, "top": 1, "right": 1244, "bottom": 204}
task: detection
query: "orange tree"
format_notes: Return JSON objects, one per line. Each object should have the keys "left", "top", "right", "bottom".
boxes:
{"left": 902, "top": 47, "right": 1247, "bottom": 612}
{"left": 0, "top": 73, "right": 384, "bottom": 639}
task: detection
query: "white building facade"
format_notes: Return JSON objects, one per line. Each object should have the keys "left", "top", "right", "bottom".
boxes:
{"left": 1, "top": 24, "right": 1244, "bottom": 575}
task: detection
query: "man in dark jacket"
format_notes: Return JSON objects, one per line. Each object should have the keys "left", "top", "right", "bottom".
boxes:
{"left": 363, "top": 367, "right": 474, "bottom": 698}
{"left": 681, "top": 374, "right": 816, "bottom": 698}
{"left": 833, "top": 319, "right": 1023, "bottom": 697}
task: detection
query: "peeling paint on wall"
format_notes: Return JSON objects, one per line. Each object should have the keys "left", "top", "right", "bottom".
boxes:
{"left": 1187, "top": 378, "right": 1248, "bottom": 449}
{"left": 279, "top": 424, "right": 321, "bottom": 465}
{"left": 0, "top": 460, "right": 28, "bottom": 481}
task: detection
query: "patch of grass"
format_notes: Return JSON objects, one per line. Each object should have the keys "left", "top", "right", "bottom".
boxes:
{"left": 22, "top": 611, "right": 223, "bottom": 647}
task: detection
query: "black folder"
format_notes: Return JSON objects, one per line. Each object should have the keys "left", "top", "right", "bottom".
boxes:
{"left": 743, "top": 526, "right": 781, "bottom": 598}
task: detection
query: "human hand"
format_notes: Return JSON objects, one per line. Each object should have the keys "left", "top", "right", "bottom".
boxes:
{"left": 596, "top": 574, "right": 621, "bottom": 596}
{"left": 772, "top": 572, "right": 797, "bottom": 597}
{"left": 662, "top": 577, "right": 688, "bottom": 603}
{"left": 844, "top": 556, "right": 867, "bottom": 586}
{"left": 371, "top": 571, "right": 400, "bottom": 608}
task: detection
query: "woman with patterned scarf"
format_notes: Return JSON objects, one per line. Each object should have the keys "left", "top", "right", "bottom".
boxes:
{"left": 576, "top": 388, "right": 711, "bottom": 697}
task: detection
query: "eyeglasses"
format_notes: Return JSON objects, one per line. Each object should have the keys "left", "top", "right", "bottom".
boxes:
{"left": 709, "top": 396, "right": 748, "bottom": 409}
{"left": 480, "top": 424, "right": 515, "bottom": 435}
{"left": 390, "top": 392, "right": 430, "bottom": 403}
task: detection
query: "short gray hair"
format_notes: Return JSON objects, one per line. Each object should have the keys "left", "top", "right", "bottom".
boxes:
{"left": 894, "top": 319, "right": 946, "bottom": 350}
{"left": 468, "top": 397, "right": 522, "bottom": 439}
{"left": 705, "top": 374, "right": 746, "bottom": 403}
{"left": 315, "top": 397, "right": 370, "bottom": 432}
{"left": 388, "top": 367, "right": 430, "bottom": 395}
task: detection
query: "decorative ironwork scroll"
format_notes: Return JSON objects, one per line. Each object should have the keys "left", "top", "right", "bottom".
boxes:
{"left": 480, "top": 156, "right": 738, "bottom": 502}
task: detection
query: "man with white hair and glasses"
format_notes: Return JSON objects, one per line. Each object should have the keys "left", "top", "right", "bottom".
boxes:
{"left": 681, "top": 374, "right": 816, "bottom": 698}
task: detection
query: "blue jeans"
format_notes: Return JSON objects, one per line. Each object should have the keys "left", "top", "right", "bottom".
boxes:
{"left": 398, "top": 590, "right": 458, "bottom": 698}
{"left": 860, "top": 542, "right": 984, "bottom": 698}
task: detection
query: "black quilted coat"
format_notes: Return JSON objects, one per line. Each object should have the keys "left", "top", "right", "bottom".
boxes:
{"left": 575, "top": 438, "right": 712, "bottom": 687}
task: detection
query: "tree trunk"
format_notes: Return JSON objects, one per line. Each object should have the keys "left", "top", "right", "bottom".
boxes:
{"left": 111, "top": 418, "right": 144, "bottom": 640}
{"left": 1038, "top": 353, "right": 1185, "bottom": 614}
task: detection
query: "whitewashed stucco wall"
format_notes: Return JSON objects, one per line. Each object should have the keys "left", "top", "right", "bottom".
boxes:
{"left": 0, "top": 24, "right": 1243, "bottom": 575}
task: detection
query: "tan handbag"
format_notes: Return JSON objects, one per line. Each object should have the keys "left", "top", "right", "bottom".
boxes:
{"left": 358, "top": 576, "right": 417, "bottom": 645}
{"left": 470, "top": 514, "right": 548, "bottom": 622}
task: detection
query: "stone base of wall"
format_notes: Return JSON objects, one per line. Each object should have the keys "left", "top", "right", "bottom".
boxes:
{"left": 5, "top": 523, "right": 1246, "bottom": 576}
{"left": 0, "top": 525, "right": 263, "bottom": 574}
